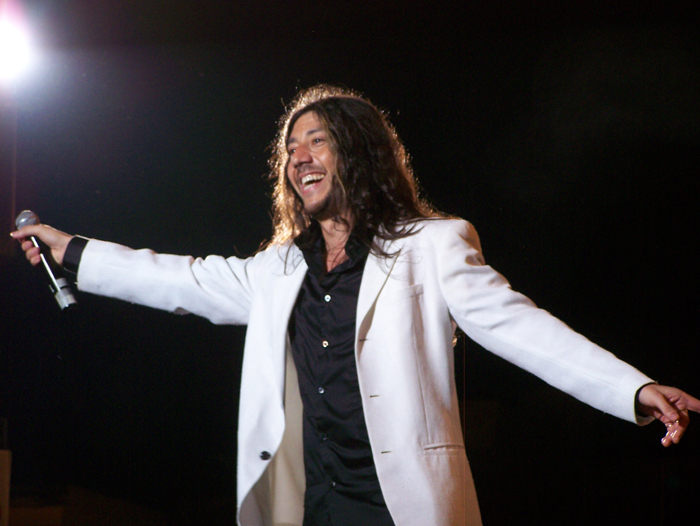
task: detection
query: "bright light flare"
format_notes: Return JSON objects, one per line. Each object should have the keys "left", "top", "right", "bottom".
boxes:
{"left": 0, "top": 16, "right": 34, "bottom": 83}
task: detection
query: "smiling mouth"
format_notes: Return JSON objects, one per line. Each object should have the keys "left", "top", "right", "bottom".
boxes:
{"left": 301, "top": 173, "right": 325, "bottom": 186}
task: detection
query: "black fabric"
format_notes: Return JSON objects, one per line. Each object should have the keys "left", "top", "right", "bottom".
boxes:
{"left": 289, "top": 229, "right": 395, "bottom": 526}
{"left": 62, "top": 235, "right": 89, "bottom": 277}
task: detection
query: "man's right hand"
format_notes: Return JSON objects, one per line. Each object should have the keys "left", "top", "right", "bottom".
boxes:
{"left": 11, "top": 224, "right": 74, "bottom": 267}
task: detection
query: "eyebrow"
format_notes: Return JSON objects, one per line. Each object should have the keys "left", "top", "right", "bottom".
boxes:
{"left": 287, "top": 127, "right": 325, "bottom": 146}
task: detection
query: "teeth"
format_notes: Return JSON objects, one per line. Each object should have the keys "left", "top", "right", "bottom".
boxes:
{"left": 301, "top": 174, "right": 325, "bottom": 185}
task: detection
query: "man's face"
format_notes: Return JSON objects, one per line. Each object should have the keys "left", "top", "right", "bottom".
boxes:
{"left": 286, "top": 112, "right": 338, "bottom": 218}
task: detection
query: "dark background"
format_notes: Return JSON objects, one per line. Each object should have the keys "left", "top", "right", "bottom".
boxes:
{"left": 1, "top": 1, "right": 698, "bottom": 524}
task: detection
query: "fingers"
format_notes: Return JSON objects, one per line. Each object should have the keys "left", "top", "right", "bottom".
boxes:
{"left": 13, "top": 233, "right": 40, "bottom": 265}
{"left": 12, "top": 230, "right": 41, "bottom": 265}
{"left": 654, "top": 385, "right": 700, "bottom": 416}
{"left": 661, "top": 410, "right": 689, "bottom": 447}
{"left": 638, "top": 385, "right": 679, "bottom": 421}
{"left": 653, "top": 389, "right": 680, "bottom": 422}
{"left": 20, "top": 238, "right": 36, "bottom": 252}
{"left": 683, "top": 392, "right": 700, "bottom": 414}
{"left": 637, "top": 384, "right": 697, "bottom": 447}
{"left": 22, "top": 243, "right": 42, "bottom": 266}
{"left": 10, "top": 224, "right": 42, "bottom": 241}
{"left": 10, "top": 224, "right": 73, "bottom": 266}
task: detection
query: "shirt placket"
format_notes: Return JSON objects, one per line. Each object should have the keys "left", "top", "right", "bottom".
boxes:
{"left": 316, "top": 273, "right": 339, "bottom": 492}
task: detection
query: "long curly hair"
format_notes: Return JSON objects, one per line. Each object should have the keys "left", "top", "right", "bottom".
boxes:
{"left": 268, "top": 85, "right": 441, "bottom": 255}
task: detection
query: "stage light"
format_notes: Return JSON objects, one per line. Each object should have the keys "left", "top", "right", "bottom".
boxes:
{"left": 1, "top": 5, "right": 34, "bottom": 256}
{"left": 0, "top": 15, "right": 34, "bottom": 84}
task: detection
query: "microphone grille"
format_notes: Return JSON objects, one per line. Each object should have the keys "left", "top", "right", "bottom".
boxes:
{"left": 15, "top": 210, "right": 40, "bottom": 230}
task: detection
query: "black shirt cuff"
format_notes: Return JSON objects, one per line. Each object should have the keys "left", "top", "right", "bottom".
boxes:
{"left": 63, "top": 236, "right": 89, "bottom": 278}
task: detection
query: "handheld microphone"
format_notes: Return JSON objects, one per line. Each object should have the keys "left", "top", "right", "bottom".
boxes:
{"left": 15, "top": 210, "right": 77, "bottom": 310}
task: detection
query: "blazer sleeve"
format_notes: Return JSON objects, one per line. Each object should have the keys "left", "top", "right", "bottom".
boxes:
{"left": 433, "top": 220, "right": 654, "bottom": 424}
{"left": 75, "top": 239, "right": 260, "bottom": 325}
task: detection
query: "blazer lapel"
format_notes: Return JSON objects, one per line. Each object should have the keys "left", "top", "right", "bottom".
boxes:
{"left": 356, "top": 246, "right": 400, "bottom": 342}
{"left": 271, "top": 245, "right": 309, "bottom": 357}
{"left": 273, "top": 239, "right": 400, "bottom": 355}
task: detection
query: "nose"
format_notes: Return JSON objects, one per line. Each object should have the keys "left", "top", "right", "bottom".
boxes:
{"left": 290, "top": 145, "right": 312, "bottom": 167}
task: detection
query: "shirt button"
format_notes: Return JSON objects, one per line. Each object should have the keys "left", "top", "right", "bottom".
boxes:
{"left": 318, "top": 387, "right": 325, "bottom": 394}
{"left": 321, "top": 434, "right": 328, "bottom": 441}
{"left": 324, "top": 294, "right": 331, "bottom": 302}
{"left": 329, "top": 480, "right": 337, "bottom": 488}
{"left": 322, "top": 340, "right": 329, "bottom": 348}
{"left": 260, "top": 451, "right": 271, "bottom": 460}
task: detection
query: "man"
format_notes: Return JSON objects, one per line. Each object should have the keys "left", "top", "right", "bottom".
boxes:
{"left": 13, "top": 85, "right": 700, "bottom": 526}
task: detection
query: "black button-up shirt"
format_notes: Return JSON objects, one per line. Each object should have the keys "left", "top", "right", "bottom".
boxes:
{"left": 289, "top": 228, "right": 395, "bottom": 526}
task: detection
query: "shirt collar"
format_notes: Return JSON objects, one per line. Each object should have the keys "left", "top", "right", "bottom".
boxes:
{"left": 295, "top": 222, "right": 370, "bottom": 275}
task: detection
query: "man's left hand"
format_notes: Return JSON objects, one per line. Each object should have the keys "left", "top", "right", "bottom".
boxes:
{"left": 637, "top": 384, "right": 700, "bottom": 447}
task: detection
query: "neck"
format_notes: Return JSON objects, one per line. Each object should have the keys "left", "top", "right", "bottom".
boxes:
{"left": 318, "top": 215, "right": 353, "bottom": 273}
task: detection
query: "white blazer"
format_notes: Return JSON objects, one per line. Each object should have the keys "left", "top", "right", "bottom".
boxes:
{"left": 75, "top": 219, "right": 654, "bottom": 526}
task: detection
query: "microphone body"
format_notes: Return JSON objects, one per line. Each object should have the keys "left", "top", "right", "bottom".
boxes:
{"left": 15, "top": 210, "right": 77, "bottom": 310}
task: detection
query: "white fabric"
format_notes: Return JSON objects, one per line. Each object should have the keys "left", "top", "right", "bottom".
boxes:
{"left": 76, "top": 218, "right": 654, "bottom": 526}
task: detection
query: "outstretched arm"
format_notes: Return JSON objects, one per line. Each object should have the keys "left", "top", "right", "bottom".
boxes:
{"left": 637, "top": 384, "right": 700, "bottom": 447}
{"left": 13, "top": 222, "right": 259, "bottom": 325}
{"left": 11, "top": 224, "right": 74, "bottom": 267}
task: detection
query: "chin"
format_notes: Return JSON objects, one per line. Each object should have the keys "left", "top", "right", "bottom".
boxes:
{"left": 305, "top": 196, "right": 334, "bottom": 218}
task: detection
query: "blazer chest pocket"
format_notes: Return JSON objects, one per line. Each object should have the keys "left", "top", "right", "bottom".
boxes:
{"left": 423, "top": 443, "right": 465, "bottom": 456}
